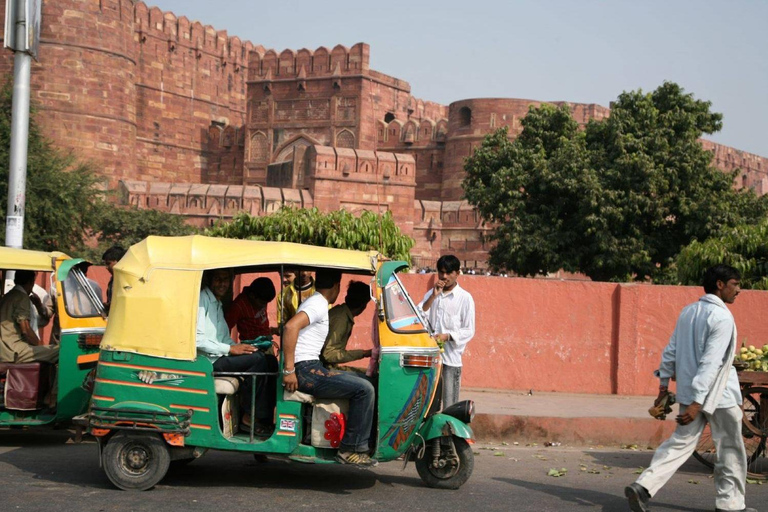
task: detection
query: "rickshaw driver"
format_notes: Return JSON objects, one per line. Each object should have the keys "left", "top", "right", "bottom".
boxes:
{"left": 282, "top": 269, "right": 377, "bottom": 467}
{"left": 197, "top": 269, "right": 277, "bottom": 434}
{"left": 0, "top": 270, "right": 60, "bottom": 364}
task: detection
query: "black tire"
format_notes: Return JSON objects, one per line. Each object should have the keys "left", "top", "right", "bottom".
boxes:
{"left": 103, "top": 431, "right": 170, "bottom": 491}
{"left": 415, "top": 436, "right": 474, "bottom": 490}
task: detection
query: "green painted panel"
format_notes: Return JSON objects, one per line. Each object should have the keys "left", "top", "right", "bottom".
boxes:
{"left": 56, "top": 258, "right": 87, "bottom": 281}
{"left": 376, "top": 261, "right": 409, "bottom": 287}
{"left": 375, "top": 352, "right": 438, "bottom": 461}
{"left": 91, "top": 351, "right": 304, "bottom": 454}
{"left": 418, "top": 413, "right": 474, "bottom": 441}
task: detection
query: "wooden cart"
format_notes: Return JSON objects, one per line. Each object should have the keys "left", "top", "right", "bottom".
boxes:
{"left": 694, "top": 369, "right": 768, "bottom": 479}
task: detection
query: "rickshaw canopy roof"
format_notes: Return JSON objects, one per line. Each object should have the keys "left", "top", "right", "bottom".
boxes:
{"left": 103, "top": 235, "right": 383, "bottom": 360}
{"left": 0, "top": 246, "right": 68, "bottom": 272}
{"left": 117, "top": 235, "right": 381, "bottom": 277}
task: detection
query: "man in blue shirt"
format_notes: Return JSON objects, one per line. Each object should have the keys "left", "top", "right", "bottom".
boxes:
{"left": 197, "top": 269, "right": 277, "bottom": 435}
{"left": 626, "top": 265, "right": 755, "bottom": 512}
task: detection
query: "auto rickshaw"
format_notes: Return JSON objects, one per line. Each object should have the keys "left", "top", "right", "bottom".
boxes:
{"left": 87, "top": 235, "right": 475, "bottom": 490}
{"left": 0, "top": 247, "right": 106, "bottom": 428}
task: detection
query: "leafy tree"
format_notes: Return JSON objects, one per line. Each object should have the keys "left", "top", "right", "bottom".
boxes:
{"left": 83, "top": 203, "right": 197, "bottom": 260}
{"left": 675, "top": 221, "right": 768, "bottom": 290}
{"left": 463, "top": 82, "right": 768, "bottom": 281}
{"left": 0, "top": 77, "right": 197, "bottom": 257}
{"left": 207, "top": 207, "right": 414, "bottom": 263}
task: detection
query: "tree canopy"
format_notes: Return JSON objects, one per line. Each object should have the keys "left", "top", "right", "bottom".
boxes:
{"left": 675, "top": 221, "right": 768, "bottom": 290}
{"left": 206, "top": 207, "right": 414, "bottom": 263}
{"left": 0, "top": 78, "right": 195, "bottom": 259}
{"left": 463, "top": 82, "right": 768, "bottom": 281}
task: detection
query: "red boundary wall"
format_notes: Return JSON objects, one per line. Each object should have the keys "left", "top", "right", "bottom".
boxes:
{"left": 75, "top": 269, "right": 768, "bottom": 397}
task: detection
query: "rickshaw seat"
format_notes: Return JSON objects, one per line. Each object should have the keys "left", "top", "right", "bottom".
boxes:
{"left": 283, "top": 389, "right": 314, "bottom": 403}
{"left": 214, "top": 376, "right": 240, "bottom": 395}
{"left": 0, "top": 362, "right": 44, "bottom": 410}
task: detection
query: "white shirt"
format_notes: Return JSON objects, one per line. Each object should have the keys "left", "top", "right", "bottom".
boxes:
{"left": 419, "top": 283, "right": 475, "bottom": 367}
{"left": 657, "top": 294, "right": 741, "bottom": 409}
{"left": 294, "top": 292, "right": 330, "bottom": 363}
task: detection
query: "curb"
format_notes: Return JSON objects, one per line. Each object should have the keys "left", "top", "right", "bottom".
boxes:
{"left": 472, "top": 413, "right": 677, "bottom": 447}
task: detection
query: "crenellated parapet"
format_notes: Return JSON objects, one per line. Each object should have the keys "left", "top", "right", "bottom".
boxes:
{"left": 134, "top": 2, "right": 258, "bottom": 69}
{"left": 118, "top": 179, "right": 314, "bottom": 227}
{"left": 248, "top": 43, "right": 371, "bottom": 82}
{"left": 306, "top": 145, "right": 415, "bottom": 185}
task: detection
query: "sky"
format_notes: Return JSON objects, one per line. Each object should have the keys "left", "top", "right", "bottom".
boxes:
{"left": 148, "top": 0, "right": 768, "bottom": 157}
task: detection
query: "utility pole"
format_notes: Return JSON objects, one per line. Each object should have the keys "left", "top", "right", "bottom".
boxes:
{"left": 3, "top": 0, "right": 40, "bottom": 248}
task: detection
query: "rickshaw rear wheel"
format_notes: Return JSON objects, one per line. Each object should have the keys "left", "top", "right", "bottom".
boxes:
{"left": 103, "top": 431, "right": 170, "bottom": 491}
{"left": 415, "top": 436, "right": 474, "bottom": 489}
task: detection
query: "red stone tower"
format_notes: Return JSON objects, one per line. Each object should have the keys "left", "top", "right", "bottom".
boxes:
{"left": 0, "top": 0, "right": 137, "bottom": 187}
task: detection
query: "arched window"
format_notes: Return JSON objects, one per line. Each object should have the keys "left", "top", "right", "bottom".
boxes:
{"left": 459, "top": 107, "right": 471, "bottom": 127}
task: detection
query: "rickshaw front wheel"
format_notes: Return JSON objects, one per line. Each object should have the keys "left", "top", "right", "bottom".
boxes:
{"left": 103, "top": 431, "right": 171, "bottom": 491}
{"left": 415, "top": 436, "right": 474, "bottom": 490}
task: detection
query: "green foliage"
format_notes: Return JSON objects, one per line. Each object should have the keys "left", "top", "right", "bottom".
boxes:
{"left": 0, "top": 77, "right": 197, "bottom": 258}
{"left": 83, "top": 203, "right": 197, "bottom": 260}
{"left": 206, "top": 207, "right": 414, "bottom": 263}
{"left": 463, "top": 82, "right": 768, "bottom": 281}
{"left": 676, "top": 221, "right": 768, "bottom": 290}
{"left": 0, "top": 79, "right": 103, "bottom": 252}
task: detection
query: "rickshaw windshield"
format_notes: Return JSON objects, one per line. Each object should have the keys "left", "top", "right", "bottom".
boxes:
{"left": 382, "top": 274, "right": 428, "bottom": 334}
{"left": 62, "top": 268, "right": 105, "bottom": 318}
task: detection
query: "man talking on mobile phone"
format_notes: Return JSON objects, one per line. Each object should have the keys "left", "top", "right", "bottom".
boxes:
{"left": 418, "top": 255, "right": 475, "bottom": 408}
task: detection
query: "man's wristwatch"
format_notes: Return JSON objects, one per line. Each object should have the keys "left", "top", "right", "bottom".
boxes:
{"left": 282, "top": 367, "right": 295, "bottom": 375}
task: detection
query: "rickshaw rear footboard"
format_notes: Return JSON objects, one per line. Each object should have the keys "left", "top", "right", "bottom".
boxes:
{"left": 88, "top": 406, "right": 192, "bottom": 435}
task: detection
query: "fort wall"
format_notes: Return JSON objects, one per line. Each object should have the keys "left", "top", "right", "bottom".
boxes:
{"left": 1, "top": 1, "right": 767, "bottom": 268}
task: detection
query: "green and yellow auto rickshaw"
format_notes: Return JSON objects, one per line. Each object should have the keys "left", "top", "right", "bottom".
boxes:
{"left": 0, "top": 247, "right": 106, "bottom": 428}
{"left": 87, "top": 235, "right": 475, "bottom": 490}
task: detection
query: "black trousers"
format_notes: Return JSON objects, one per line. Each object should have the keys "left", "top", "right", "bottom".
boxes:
{"left": 213, "top": 352, "right": 278, "bottom": 423}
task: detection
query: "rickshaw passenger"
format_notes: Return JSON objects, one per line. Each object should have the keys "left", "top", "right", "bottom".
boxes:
{"left": 321, "top": 281, "right": 372, "bottom": 374}
{"left": 197, "top": 269, "right": 277, "bottom": 434}
{"left": 0, "top": 270, "right": 59, "bottom": 364}
{"left": 282, "top": 270, "right": 376, "bottom": 467}
{"left": 277, "top": 269, "right": 315, "bottom": 325}
{"left": 225, "top": 277, "right": 279, "bottom": 340}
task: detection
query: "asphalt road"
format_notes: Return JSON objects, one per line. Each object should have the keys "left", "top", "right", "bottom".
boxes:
{"left": 1, "top": 430, "right": 766, "bottom": 512}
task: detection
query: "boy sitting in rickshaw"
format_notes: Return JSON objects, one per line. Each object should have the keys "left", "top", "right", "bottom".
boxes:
{"left": 196, "top": 269, "right": 277, "bottom": 435}
{"left": 282, "top": 270, "right": 377, "bottom": 466}
{"left": 321, "top": 280, "right": 373, "bottom": 374}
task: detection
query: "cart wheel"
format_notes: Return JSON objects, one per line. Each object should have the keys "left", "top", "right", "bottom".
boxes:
{"left": 694, "top": 392, "right": 765, "bottom": 470}
{"left": 742, "top": 386, "right": 768, "bottom": 480}
{"left": 103, "top": 431, "right": 170, "bottom": 491}
{"left": 694, "top": 393, "right": 765, "bottom": 468}
{"left": 415, "top": 436, "right": 474, "bottom": 490}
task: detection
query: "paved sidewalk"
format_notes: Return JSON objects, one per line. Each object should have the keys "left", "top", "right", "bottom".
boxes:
{"left": 463, "top": 388, "right": 678, "bottom": 447}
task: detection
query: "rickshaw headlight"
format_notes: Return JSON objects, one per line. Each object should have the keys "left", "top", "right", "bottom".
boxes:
{"left": 441, "top": 400, "right": 474, "bottom": 424}
{"left": 401, "top": 353, "right": 440, "bottom": 368}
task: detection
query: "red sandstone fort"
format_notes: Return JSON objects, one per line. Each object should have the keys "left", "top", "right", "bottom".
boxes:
{"left": 1, "top": 1, "right": 766, "bottom": 266}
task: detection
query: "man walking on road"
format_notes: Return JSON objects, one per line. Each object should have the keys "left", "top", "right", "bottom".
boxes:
{"left": 419, "top": 254, "right": 475, "bottom": 408}
{"left": 626, "top": 264, "right": 756, "bottom": 512}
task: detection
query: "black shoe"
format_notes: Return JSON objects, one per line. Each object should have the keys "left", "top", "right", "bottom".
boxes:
{"left": 625, "top": 483, "right": 651, "bottom": 512}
